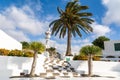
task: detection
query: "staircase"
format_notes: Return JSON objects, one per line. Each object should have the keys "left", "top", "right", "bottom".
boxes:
{"left": 39, "top": 58, "right": 81, "bottom": 79}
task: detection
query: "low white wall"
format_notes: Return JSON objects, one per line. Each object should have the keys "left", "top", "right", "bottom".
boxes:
{"left": 1, "top": 55, "right": 120, "bottom": 79}
{"left": 0, "top": 55, "right": 46, "bottom": 80}
{"left": 69, "top": 60, "right": 120, "bottom": 77}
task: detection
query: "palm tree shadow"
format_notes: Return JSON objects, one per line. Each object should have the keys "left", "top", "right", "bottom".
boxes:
{"left": 69, "top": 60, "right": 86, "bottom": 72}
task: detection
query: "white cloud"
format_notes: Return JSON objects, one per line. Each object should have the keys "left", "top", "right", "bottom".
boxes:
{"left": 72, "top": 38, "right": 90, "bottom": 44}
{"left": 102, "top": 0, "right": 110, "bottom": 5}
{"left": 72, "top": 38, "right": 92, "bottom": 55}
{"left": 92, "top": 23, "right": 111, "bottom": 37}
{"left": 5, "top": 6, "right": 48, "bottom": 35}
{"left": 71, "top": 45, "right": 80, "bottom": 54}
{"left": 22, "top": 5, "right": 35, "bottom": 16}
{"left": 25, "top": 0, "right": 42, "bottom": 12}
{"left": 102, "top": 0, "right": 120, "bottom": 26}
{"left": 0, "top": 5, "right": 50, "bottom": 41}
{"left": 7, "top": 30, "right": 30, "bottom": 42}
{"left": 45, "top": 15, "right": 58, "bottom": 22}
{"left": 0, "top": 14, "right": 15, "bottom": 30}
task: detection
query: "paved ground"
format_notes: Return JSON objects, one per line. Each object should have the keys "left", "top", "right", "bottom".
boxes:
{"left": 10, "top": 77, "right": 120, "bottom": 80}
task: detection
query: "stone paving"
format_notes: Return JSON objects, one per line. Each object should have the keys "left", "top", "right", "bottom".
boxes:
{"left": 10, "top": 77, "right": 120, "bottom": 80}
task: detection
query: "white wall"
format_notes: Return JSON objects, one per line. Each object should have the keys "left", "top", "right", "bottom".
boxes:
{"left": 0, "top": 55, "right": 46, "bottom": 80}
{"left": 69, "top": 60, "right": 120, "bottom": 77}
{"left": 1, "top": 55, "right": 120, "bottom": 80}
{"left": 0, "top": 30, "right": 22, "bottom": 50}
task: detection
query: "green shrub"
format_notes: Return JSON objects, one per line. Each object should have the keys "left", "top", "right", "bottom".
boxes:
{"left": 73, "top": 55, "right": 101, "bottom": 61}
{"left": 8, "top": 49, "right": 23, "bottom": 57}
{"left": 79, "top": 56, "right": 88, "bottom": 60}
{"left": 73, "top": 55, "right": 79, "bottom": 60}
{"left": 23, "top": 51, "right": 34, "bottom": 57}
{"left": 0, "top": 48, "right": 9, "bottom": 56}
{"left": 93, "top": 56, "right": 101, "bottom": 61}
{"left": 73, "top": 55, "right": 88, "bottom": 60}
{"left": 0, "top": 48, "right": 35, "bottom": 57}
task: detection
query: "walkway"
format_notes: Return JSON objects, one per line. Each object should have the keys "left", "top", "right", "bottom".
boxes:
{"left": 10, "top": 77, "right": 120, "bottom": 80}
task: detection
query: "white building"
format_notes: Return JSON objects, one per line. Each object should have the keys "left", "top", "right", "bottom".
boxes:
{"left": 0, "top": 29, "right": 22, "bottom": 50}
{"left": 102, "top": 40, "right": 120, "bottom": 61}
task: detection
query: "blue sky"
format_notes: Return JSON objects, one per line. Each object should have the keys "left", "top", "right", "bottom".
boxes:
{"left": 0, "top": 0, "right": 120, "bottom": 54}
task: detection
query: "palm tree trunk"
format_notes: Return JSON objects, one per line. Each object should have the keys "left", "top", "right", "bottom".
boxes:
{"left": 66, "top": 29, "right": 72, "bottom": 56}
{"left": 30, "top": 51, "right": 37, "bottom": 76}
{"left": 88, "top": 54, "right": 93, "bottom": 77}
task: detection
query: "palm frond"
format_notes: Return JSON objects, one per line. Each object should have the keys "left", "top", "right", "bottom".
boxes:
{"left": 59, "top": 27, "right": 66, "bottom": 38}
{"left": 51, "top": 20, "right": 62, "bottom": 35}
{"left": 54, "top": 24, "right": 63, "bottom": 36}
{"left": 80, "top": 18, "right": 94, "bottom": 24}
{"left": 65, "top": 0, "right": 78, "bottom": 13}
{"left": 57, "top": 7, "right": 64, "bottom": 15}
{"left": 77, "top": 20, "right": 93, "bottom": 33}
{"left": 77, "top": 12, "right": 93, "bottom": 17}
{"left": 62, "top": 26, "right": 67, "bottom": 38}
{"left": 49, "top": 19, "right": 59, "bottom": 27}
{"left": 71, "top": 26, "right": 76, "bottom": 37}
{"left": 75, "top": 26, "right": 82, "bottom": 37}
{"left": 79, "top": 6, "right": 89, "bottom": 10}
{"left": 77, "top": 25, "right": 89, "bottom": 34}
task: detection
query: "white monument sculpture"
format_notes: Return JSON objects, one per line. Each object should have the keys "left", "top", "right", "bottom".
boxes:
{"left": 44, "top": 28, "right": 51, "bottom": 57}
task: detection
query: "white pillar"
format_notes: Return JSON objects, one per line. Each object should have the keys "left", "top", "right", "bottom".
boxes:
{"left": 44, "top": 28, "right": 51, "bottom": 57}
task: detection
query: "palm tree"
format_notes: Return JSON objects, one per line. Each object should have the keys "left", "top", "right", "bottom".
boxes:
{"left": 49, "top": 0, "right": 94, "bottom": 56}
{"left": 80, "top": 45, "right": 101, "bottom": 76}
{"left": 29, "top": 41, "right": 45, "bottom": 76}
{"left": 47, "top": 47, "right": 56, "bottom": 58}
